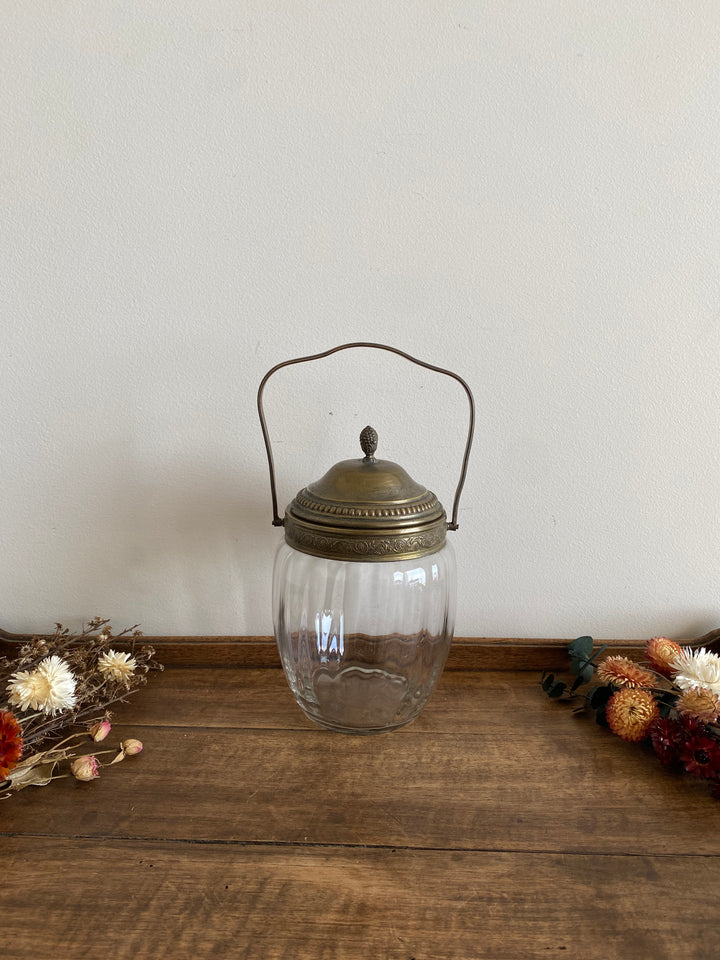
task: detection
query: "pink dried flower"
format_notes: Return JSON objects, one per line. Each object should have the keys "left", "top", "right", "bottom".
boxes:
{"left": 121, "top": 738, "right": 143, "bottom": 756}
{"left": 88, "top": 719, "right": 112, "bottom": 742}
{"left": 70, "top": 755, "right": 100, "bottom": 781}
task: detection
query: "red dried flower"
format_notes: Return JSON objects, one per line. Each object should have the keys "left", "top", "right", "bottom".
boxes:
{"left": 678, "top": 714, "right": 706, "bottom": 738}
{"left": 679, "top": 735, "right": 720, "bottom": 780}
{"left": 648, "top": 717, "right": 685, "bottom": 767}
{"left": 0, "top": 710, "right": 23, "bottom": 780}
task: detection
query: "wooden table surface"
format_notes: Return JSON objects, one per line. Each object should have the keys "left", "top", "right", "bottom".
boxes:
{"left": 4, "top": 638, "right": 719, "bottom": 960}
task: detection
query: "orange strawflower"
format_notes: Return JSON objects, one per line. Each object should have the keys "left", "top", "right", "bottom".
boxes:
{"left": 605, "top": 688, "right": 660, "bottom": 742}
{"left": 646, "top": 636, "right": 683, "bottom": 677}
{"left": 676, "top": 687, "right": 720, "bottom": 724}
{"left": 596, "top": 656, "right": 655, "bottom": 689}
{"left": 0, "top": 710, "right": 23, "bottom": 780}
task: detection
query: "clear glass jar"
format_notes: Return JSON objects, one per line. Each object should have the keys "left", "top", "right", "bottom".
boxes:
{"left": 272, "top": 541, "right": 456, "bottom": 734}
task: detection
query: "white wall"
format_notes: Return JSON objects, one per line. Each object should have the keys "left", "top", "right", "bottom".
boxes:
{"left": 2, "top": 2, "right": 719, "bottom": 640}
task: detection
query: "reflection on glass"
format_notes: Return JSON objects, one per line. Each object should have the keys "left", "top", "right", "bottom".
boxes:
{"left": 273, "top": 543, "right": 456, "bottom": 734}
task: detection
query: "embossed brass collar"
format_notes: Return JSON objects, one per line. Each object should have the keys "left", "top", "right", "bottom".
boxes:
{"left": 284, "top": 427, "right": 447, "bottom": 562}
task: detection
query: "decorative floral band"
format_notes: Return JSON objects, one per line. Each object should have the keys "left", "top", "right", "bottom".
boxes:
{"left": 284, "top": 515, "right": 447, "bottom": 561}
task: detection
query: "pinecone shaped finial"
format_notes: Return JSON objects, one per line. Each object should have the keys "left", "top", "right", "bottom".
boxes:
{"left": 359, "top": 425, "right": 378, "bottom": 461}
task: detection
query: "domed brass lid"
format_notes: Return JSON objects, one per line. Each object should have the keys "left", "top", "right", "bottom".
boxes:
{"left": 284, "top": 426, "right": 447, "bottom": 561}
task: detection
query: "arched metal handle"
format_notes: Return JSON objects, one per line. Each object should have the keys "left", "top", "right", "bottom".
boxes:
{"left": 257, "top": 342, "right": 475, "bottom": 531}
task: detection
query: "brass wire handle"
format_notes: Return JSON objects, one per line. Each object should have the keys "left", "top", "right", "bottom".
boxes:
{"left": 256, "top": 341, "right": 475, "bottom": 531}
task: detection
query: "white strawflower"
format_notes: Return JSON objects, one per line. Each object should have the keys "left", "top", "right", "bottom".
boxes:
{"left": 671, "top": 647, "right": 720, "bottom": 696}
{"left": 7, "top": 655, "right": 78, "bottom": 715}
{"left": 6, "top": 669, "right": 43, "bottom": 712}
{"left": 97, "top": 649, "right": 137, "bottom": 682}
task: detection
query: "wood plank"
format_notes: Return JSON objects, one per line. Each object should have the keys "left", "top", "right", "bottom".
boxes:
{"left": 4, "top": 836, "right": 720, "bottom": 960}
{"left": 1, "top": 629, "right": 648, "bottom": 668}
{"left": 97, "top": 666, "right": 566, "bottom": 733}
{"left": 134, "top": 635, "right": 648, "bottom": 669}
{"left": 5, "top": 668, "right": 720, "bottom": 855}
{"left": 5, "top": 626, "right": 718, "bottom": 670}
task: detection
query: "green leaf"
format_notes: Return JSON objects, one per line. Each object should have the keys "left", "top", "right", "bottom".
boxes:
{"left": 576, "top": 662, "right": 595, "bottom": 683}
{"left": 567, "top": 636, "right": 598, "bottom": 680}
{"left": 568, "top": 636, "right": 594, "bottom": 659}
{"left": 548, "top": 681, "right": 566, "bottom": 699}
{"left": 542, "top": 673, "right": 556, "bottom": 693}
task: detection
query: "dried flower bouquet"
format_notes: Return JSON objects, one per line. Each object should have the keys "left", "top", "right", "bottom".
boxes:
{"left": 0, "top": 618, "right": 162, "bottom": 796}
{"left": 543, "top": 631, "right": 720, "bottom": 798}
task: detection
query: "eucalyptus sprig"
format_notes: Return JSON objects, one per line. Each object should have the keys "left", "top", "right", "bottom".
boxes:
{"left": 541, "top": 636, "right": 611, "bottom": 718}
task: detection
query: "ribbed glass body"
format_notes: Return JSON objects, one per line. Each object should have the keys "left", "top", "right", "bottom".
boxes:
{"left": 272, "top": 541, "right": 456, "bottom": 733}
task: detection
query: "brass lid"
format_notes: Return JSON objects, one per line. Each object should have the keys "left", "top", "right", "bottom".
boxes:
{"left": 284, "top": 426, "right": 447, "bottom": 561}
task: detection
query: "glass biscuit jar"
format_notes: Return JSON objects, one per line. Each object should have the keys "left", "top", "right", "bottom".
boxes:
{"left": 258, "top": 343, "right": 474, "bottom": 734}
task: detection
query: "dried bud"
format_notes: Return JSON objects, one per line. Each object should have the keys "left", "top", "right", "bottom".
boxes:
{"left": 70, "top": 755, "right": 100, "bottom": 781}
{"left": 121, "top": 739, "right": 143, "bottom": 756}
{"left": 88, "top": 719, "right": 112, "bottom": 742}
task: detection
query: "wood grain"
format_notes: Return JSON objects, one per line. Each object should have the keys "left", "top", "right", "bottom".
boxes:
{"left": 4, "top": 837, "right": 718, "bottom": 960}
{"left": 5, "top": 668, "right": 720, "bottom": 856}
{"left": 5, "top": 644, "right": 720, "bottom": 959}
